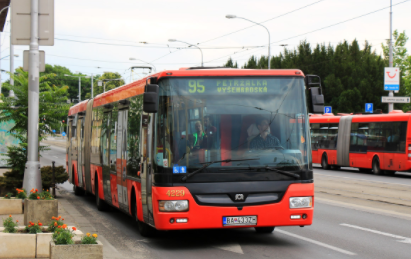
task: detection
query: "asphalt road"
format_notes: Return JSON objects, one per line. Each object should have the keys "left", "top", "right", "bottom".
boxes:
{"left": 42, "top": 147, "right": 411, "bottom": 259}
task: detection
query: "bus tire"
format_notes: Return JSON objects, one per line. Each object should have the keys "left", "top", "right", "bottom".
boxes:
{"left": 321, "top": 154, "right": 330, "bottom": 170}
{"left": 95, "top": 178, "right": 107, "bottom": 211}
{"left": 372, "top": 158, "right": 385, "bottom": 175}
{"left": 74, "top": 185, "right": 84, "bottom": 196}
{"left": 255, "top": 227, "right": 275, "bottom": 233}
{"left": 137, "top": 220, "right": 156, "bottom": 237}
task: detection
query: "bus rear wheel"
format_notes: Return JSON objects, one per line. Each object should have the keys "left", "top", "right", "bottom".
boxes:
{"left": 373, "top": 158, "right": 385, "bottom": 175}
{"left": 255, "top": 227, "right": 275, "bottom": 233}
{"left": 321, "top": 154, "right": 330, "bottom": 170}
{"left": 95, "top": 178, "right": 107, "bottom": 211}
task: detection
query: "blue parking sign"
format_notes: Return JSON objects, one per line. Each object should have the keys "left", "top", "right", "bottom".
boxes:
{"left": 324, "top": 106, "right": 332, "bottom": 114}
{"left": 365, "top": 103, "right": 373, "bottom": 113}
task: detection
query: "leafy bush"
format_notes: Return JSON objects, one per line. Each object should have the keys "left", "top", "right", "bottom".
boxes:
{"left": 53, "top": 224, "right": 74, "bottom": 245}
{"left": 2, "top": 215, "right": 18, "bottom": 233}
{"left": 3, "top": 192, "right": 12, "bottom": 199}
{"left": 48, "top": 216, "right": 64, "bottom": 232}
{"left": 16, "top": 188, "right": 27, "bottom": 199}
{"left": 81, "top": 233, "right": 98, "bottom": 244}
{"left": 40, "top": 166, "right": 69, "bottom": 189}
{"left": 28, "top": 189, "right": 54, "bottom": 200}
{"left": 25, "top": 221, "right": 43, "bottom": 234}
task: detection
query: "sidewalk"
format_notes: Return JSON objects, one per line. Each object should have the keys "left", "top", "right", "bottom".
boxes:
{"left": 41, "top": 138, "right": 66, "bottom": 148}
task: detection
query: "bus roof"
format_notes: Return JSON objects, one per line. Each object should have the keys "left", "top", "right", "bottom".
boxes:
{"left": 309, "top": 110, "right": 411, "bottom": 123}
{"left": 68, "top": 68, "right": 306, "bottom": 115}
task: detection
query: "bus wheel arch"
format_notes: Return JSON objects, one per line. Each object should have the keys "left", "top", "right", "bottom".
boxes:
{"left": 372, "top": 156, "right": 385, "bottom": 175}
{"left": 130, "top": 187, "right": 137, "bottom": 220}
{"left": 321, "top": 152, "right": 330, "bottom": 170}
{"left": 95, "top": 173, "right": 107, "bottom": 211}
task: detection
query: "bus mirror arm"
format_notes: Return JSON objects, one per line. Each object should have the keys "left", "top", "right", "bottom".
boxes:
{"left": 143, "top": 84, "right": 159, "bottom": 113}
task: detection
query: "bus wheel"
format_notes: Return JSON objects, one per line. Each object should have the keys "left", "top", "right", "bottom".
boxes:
{"left": 255, "top": 227, "right": 275, "bottom": 233}
{"left": 321, "top": 154, "right": 330, "bottom": 170}
{"left": 372, "top": 158, "right": 385, "bottom": 175}
{"left": 95, "top": 178, "right": 107, "bottom": 211}
{"left": 385, "top": 170, "right": 396, "bottom": 176}
{"left": 73, "top": 185, "right": 84, "bottom": 196}
{"left": 137, "top": 220, "right": 156, "bottom": 237}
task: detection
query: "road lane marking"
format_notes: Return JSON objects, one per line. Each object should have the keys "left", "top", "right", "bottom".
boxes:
{"left": 213, "top": 243, "right": 244, "bottom": 254}
{"left": 276, "top": 229, "right": 356, "bottom": 255}
{"left": 315, "top": 173, "right": 411, "bottom": 187}
{"left": 341, "top": 224, "right": 411, "bottom": 244}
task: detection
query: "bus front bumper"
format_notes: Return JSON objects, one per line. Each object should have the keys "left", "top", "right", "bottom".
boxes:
{"left": 151, "top": 183, "right": 314, "bottom": 230}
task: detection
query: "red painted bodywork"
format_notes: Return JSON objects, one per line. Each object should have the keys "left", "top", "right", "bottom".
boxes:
{"left": 67, "top": 68, "right": 312, "bottom": 230}
{"left": 151, "top": 184, "right": 314, "bottom": 230}
{"left": 310, "top": 112, "right": 411, "bottom": 171}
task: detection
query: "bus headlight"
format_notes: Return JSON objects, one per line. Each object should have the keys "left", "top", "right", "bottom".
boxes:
{"left": 159, "top": 200, "right": 189, "bottom": 212}
{"left": 289, "top": 197, "right": 312, "bottom": 208}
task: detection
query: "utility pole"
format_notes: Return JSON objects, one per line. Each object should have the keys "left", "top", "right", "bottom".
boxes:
{"left": 78, "top": 76, "right": 81, "bottom": 102}
{"left": 23, "top": 0, "right": 42, "bottom": 191}
{"left": 10, "top": 35, "right": 14, "bottom": 86}
{"left": 388, "top": 0, "right": 394, "bottom": 112}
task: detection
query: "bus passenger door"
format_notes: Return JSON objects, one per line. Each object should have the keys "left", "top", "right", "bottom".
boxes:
{"left": 117, "top": 109, "right": 129, "bottom": 211}
{"left": 140, "top": 113, "right": 154, "bottom": 224}
{"left": 68, "top": 120, "right": 73, "bottom": 183}
{"left": 77, "top": 117, "right": 84, "bottom": 187}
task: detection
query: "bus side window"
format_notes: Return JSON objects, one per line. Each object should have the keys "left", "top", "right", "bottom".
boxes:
{"left": 127, "top": 96, "right": 143, "bottom": 177}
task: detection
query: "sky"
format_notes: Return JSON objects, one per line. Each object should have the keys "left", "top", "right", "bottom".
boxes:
{"left": 0, "top": 0, "right": 410, "bottom": 84}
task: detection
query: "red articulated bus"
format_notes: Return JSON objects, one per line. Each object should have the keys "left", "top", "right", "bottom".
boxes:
{"left": 66, "top": 68, "right": 324, "bottom": 236}
{"left": 310, "top": 110, "right": 411, "bottom": 175}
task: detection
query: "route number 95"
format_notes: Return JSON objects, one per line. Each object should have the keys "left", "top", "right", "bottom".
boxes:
{"left": 166, "top": 190, "right": 185, "bottom": 197}
{"left": 188, "top": 80, "right": 205, "bottom": 93}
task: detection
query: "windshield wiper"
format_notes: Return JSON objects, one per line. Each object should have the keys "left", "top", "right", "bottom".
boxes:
{"left": 264, "top": 166, "right": 301, "bottom": 179}
{"left": 181, "top": 158, "right": 260, "bottom": 182}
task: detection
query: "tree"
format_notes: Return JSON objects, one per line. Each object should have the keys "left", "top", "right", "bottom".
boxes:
{"left": 224, "top": 57, "right": 238, "bottom": 68}
{"left": 0, "top": 68, "right": 70, "bottom": 135}
{"left": 225, "top": 39, "right": 398, "bottom": 114}
{"left": 93, "top": 72, "right": 125, "bottom": 97}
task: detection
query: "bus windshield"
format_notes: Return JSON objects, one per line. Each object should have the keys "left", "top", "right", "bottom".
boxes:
{"left": 155, "top": 76, "right": 311, "bottom": 173}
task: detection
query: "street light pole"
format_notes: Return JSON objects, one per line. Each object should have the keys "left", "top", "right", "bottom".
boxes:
{"left": 388, "top": 0, "right": 394, "bottom": 112}
{"left": 91, "top": 73, "right": 93, "bottom": 98}
{"left": 226, "top": 15, "right": 271, "bottom": 69}
{"left": 78, "top": 76, "right": 81, "bottom": 102}
{"left": 168, "top": 39, "right": 203, "bottom": 67}
{"left": 23, "top": 0, "right": 42, "bottom": 192}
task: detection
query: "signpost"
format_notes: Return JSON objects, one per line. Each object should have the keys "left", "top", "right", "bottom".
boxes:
{"left": 384, "top": 67, "right": 400, "bottom": 91}
{"left": 381, "top": 96, "right": 410, "bottom": 103}
{"left": 11, "top": 0, "right": 55, "bottom": 193}
{"left": 365, "top": 103, "right": 373, "bottom": 113}
{"left": 324, "top": 106, "right": 332, "bottom": 114}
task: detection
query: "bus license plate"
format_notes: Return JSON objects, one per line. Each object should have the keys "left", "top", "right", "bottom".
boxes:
{"left": 223, "top": 216, "right": 257, "bottom": 226}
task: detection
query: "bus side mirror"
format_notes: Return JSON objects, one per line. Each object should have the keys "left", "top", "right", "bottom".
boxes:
{"left": 143, "top": 84, "right": 159, "bottom": 113}
{"left": 305, "top": 75, "right": 324, "bottom": 114}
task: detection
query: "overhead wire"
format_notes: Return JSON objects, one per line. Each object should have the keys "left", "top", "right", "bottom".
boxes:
{"left": 203, "top": 0, "right": 411, "bottom": 64}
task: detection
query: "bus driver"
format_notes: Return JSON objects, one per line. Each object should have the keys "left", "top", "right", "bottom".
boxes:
{"left": 249, "top": 117, "right": 282, "bottom": 150}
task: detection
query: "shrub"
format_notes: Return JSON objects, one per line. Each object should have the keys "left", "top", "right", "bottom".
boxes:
{"left": 40, "top": 166, "right": 69, "bottom": 189}
{"left": 81, "top": 233, "right": 98, "bottom": 244}
{"left": 2, "top": 215, "right": 18, "bottom": 233}
{"left": 25, "top": 221, "right": 43, "bottom": 234}
{"left": 48, "top": 216, "right": 64, "bottom": 232}
{"left": 3, "top": 192, "right": 13, "bottom": 199}
{"left": 16, "top": 188, "right": 27, "bottom": 199}
{"left": 53, "top": 224, "right": 74, "bottom": 245}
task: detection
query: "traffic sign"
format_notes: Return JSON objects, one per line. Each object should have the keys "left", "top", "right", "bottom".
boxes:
{"left": 62, "top": 132, "right": 66, "bottom": 137}
{"left": 381, "top": 96, "right": 410, "bottom": 103}
{"left": 365, "top": 103, "right": 373, "bottom": 113}
{"left": 384, "top": 67, "right": 400, "bottom": 91}
{"left": 324, "top": 106, "right": 332, "bottom": 114}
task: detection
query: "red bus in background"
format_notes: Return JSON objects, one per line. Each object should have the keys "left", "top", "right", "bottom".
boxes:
{"left": 66, "top": 68, "right": 324, "bottom": 236}
{"left": 310, "top": 110, "right": 411, "bottom": 175}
